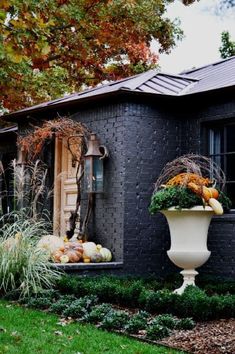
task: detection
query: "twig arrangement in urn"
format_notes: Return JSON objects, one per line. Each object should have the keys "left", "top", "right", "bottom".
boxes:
{"left": 149, "top": 154, "right": 231, "bottom": 215}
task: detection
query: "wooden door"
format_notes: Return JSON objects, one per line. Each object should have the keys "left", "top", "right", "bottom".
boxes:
{"left": 53, "top": 138, "right": 79, "bottom": 237}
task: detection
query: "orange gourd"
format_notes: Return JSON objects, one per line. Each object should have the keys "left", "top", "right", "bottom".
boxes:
{"left": 64, "top": 249, "right": 81, "bottom": 263}
{"left": 52, "top": 250, "right": 64, "bottom": 263}
{"left": 208, "top": 188, "right": 219, "bottom": 199}
{"left": 202, "top": 187, "right": 219, "bottom": 201}
{"left": 208, "top": 198, "right": 223, "bottom": 215}
{"left": 202, "top": 186, "right": 211, "bottom": 202}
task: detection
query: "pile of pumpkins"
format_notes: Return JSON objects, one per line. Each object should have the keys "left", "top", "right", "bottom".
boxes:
{"left": 37, "top": 235, "right": 112, "bottom": 264}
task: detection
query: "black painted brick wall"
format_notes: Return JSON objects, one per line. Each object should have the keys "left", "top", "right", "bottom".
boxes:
{"left": 122, "top": 101, "right": 181, "bottom": 276}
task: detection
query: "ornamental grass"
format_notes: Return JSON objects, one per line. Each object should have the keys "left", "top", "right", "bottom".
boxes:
{"left": 0, "top": 211, "right": 61, "bottom": 298}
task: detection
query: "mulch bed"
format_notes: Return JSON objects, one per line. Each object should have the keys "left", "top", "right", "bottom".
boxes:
{"left": 159, "top": 318, "right": 235, "bottom": 354}
{"left": 112, "top": 305, "right": 235, "bottom": 353}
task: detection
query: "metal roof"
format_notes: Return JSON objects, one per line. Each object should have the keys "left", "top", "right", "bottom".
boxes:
{"left": 181, "top": 56, "right": 235, "bottom": 94}
{"left": 5, "top": 56, "right": 235, "bottom": 119}
{"left": 4, "top": 71, "right": 198, "bottom": 118}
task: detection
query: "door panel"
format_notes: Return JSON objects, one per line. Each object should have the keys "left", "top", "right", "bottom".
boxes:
{"left": 53, "top": 138, "right": 79, "bottom": 237}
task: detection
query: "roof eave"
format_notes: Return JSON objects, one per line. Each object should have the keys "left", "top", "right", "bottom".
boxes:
{"left": 4, "top": 88, "right": 176, "bottom": 122}
{"left": 182, "top": 84, "right": 235, "bottom": 98}
{"left": 4, "top": 83, "right": 235, "bottom": 122}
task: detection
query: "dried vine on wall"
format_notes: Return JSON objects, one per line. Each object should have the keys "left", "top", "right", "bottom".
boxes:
{"left": 18, "top": 117, "right": 90, "bottom": 161}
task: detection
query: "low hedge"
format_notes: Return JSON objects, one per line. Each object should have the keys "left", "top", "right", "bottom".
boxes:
{"left": 55, "top": 276, "right": 235, "bottom": 321}
{"left": 56, "top": 276, "right": 145, "bottom": 307}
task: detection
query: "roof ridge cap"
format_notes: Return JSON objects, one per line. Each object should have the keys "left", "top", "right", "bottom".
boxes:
{"left": 158, "top": 72, "right": 199, "bottom": 81}
{"left": 178, "top": 81, "right": 199, "bottom": 96}
{"left": 120, "top": 69, "right": 159, "bottom": 90}
{"left": 180, "top": 56, "right": 235, "bottom": 75}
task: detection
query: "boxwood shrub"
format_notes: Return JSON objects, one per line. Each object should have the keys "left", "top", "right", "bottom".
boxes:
{"left": 55, "top": 276, "right": 235, "bottom": 321}
{"left": 125, "top": 311, "right": 149, "bottom": 334}
{"left": 49, "top": 295, "right": 77, "bottom": 314}
{"left": 100, "top": 309, "right": 130, "bottom": 330}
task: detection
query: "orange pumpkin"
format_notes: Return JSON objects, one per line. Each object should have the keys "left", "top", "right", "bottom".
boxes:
{"left": 202, "top": 187, "right": 219, "bottom": 201}
{"left": 72, "top": 244, "right": 83, "bottom": 253}
{"left": 64, "top": 249, "right": 82, "bottom": 263}
{"left": 208, "top": 187, "right": 219, "bottom": 199}
{"left": 52, "top": 250, "right": 64, "bottom": 263}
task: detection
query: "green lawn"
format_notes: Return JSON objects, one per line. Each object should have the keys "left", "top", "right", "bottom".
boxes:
{"left": 0, "top": 301, "right": 183, "bottom": 354}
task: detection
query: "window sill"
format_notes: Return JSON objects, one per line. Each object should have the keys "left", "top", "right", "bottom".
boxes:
{"left": 52, "top": 262, "right": 123, "bottom": 271}
{"left": 212, "top": 213, "right": 235, "bottom": 222}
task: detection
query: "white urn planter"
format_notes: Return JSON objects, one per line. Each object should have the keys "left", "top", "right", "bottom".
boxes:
{"left": 161, "top": 206, "right": 214, "bottom": 295}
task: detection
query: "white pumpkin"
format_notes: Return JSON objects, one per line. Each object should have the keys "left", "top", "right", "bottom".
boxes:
{"left": 100, "top": 247, "right": 112, "bottom": 262}
{"left": 37, "top": 235, "right": 64, "bottom": 254}
{"left": 82, "top": 242, "right": 97, "bottom": 258}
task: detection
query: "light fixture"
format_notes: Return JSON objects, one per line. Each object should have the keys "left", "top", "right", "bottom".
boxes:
{"left": 84, "top": 133, "right": 104, "bottom": 193}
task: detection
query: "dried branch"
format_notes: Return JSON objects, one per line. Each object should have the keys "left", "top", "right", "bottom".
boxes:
{"left": 154, "top": 154, "right": 226, "bottom": 192}
{"left": 18, "top": 117, "right": 90, "bottom": 161}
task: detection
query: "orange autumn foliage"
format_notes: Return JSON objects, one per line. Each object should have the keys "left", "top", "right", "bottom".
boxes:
{"left": 18, "top": 117, "right": 90, "bottom": 160}
{"left": 166, "top": 173, "right": 212, "bottom": 188}
{"left": 1, "top": 0, "right": 186, "bottom": 111}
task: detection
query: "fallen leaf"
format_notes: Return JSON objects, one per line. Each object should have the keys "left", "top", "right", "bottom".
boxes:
{"left": 57, "top": 318, "right": 73, "bottom": 326}
{"left": 54, "top": 330, "right": 63, "bottom": 336}
{"left": 56, "top": 321, "right": 67, "bottom": 327}
{"left": 11, "top": 331, "right": 18, "bottom": 336}
{"left": 120, "top": 345, "right": 128, "bottom": 349}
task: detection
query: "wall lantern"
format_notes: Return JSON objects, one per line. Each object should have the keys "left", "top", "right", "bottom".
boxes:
{"left": 84, "top": 133, "right": 105, "bottom": 193}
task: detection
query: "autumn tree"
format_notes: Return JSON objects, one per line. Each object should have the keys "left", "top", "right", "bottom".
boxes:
{"left": 0, "top": 0, "right": 195, "bottom": 112}
{"left": 219, "top": 31, "right": 235, "bottom": 59}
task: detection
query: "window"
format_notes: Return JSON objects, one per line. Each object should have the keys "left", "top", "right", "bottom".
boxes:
{"left": 208, "top": 123, "right": 235, "bottom": 208}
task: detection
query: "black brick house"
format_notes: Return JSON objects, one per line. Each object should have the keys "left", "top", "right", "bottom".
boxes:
{"left": 3, "top": 56, "right": 235, "bottom": 278}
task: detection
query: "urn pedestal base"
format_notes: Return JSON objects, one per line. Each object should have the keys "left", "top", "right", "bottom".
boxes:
{"left": 174, "top": 269, "right": 198, "bottom": 295}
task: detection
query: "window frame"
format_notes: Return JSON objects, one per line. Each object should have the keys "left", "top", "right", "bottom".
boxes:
{"left": 204, "top": 120, "right": 235, "bottom": 211}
